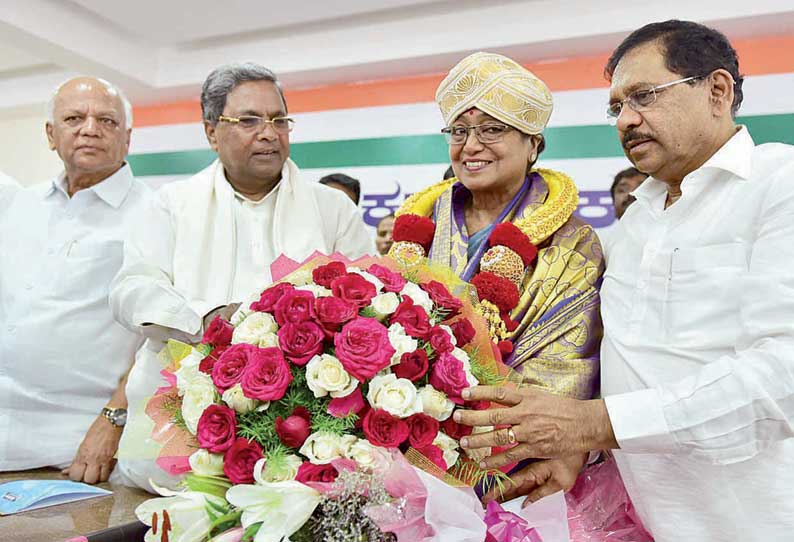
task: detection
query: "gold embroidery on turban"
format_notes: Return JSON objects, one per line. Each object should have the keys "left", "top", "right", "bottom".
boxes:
{"left": 436, "top": 52, "right": 553, "bottom": 135}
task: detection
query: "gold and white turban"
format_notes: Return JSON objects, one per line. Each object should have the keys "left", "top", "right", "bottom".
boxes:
{"left": 435, "top": 52, "right": 553, "bottom": 135}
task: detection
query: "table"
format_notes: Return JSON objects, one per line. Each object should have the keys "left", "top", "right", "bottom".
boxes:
{"left": 0, "top": 469, "right": 150, "bottom": 542}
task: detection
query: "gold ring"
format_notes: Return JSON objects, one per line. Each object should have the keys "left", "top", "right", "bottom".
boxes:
{"left": 507, "top": 426, "right": 517, "bottom": 445}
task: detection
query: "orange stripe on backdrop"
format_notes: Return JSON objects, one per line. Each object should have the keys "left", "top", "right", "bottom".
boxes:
{"left": 133, "top": 34, "right": 794, "bottom": 127}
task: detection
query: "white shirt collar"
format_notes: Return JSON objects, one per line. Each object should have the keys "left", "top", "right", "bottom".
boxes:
{"left": 632, "top": 126, "right": 754, "bottom": 203}
{"left": 45, "top": 162, "right": 134, "bottom": 208}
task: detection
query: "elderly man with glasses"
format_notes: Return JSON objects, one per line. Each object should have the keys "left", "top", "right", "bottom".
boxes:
{"left": 457, "top": 20, "right": 794, "bottom": 541}
{"left": 109, "top": 62, "right": 373, "bottom": 491}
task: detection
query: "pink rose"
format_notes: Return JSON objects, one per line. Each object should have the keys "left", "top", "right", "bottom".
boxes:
{"left": 367, "top": 264, "right": 407, "bottom": 293}
{"left": 223, "top": 438, "right": 264, "bottom": 484}
{"left": 428, "top": 352, "right": 470, "bottom": 404}
{"left": 196, "top": 404, "right": 237, "bottom": 453}
{"left": 331, "top": 273, "right": 377, "bottom": 308}
{"left": 315, "top": 296, "right": 357, "bottom": 333}
{"left": 312, "top": 261, "right": 347, "bottom": 289}
{"left": 278, "top": 321, "right": 325, "bottom": 366}
{"left": 240, "top": 346, "right": 293, "bottom": 401}
{"left": 273, "top": 289, "right": 317, "bottom": 326}
{"left": 250, "top": 282, "right": 294, "bottom": 313}
{"left": 334, "top": 317, "right": 395, "bottom": 381}
{"left": 295, "top": 462, "right": 339, "bottom": 484}
{"left": 427, "top": 326, "right": 455, "bottom": 354}
{"left": 390, "top": 297, "right": 432, "bottom": 339}
{"left": 212, "top": 344, "right": 253, "bottom": 392}
{"left": 392, "top": 349, "right": 429, "bottom": 382}
{"left": 422, "top": 280, "right": 463, "bottom": 318}
{"left": 327, "top": 387, "right": 366, "bottom": 418}
{"left": 362, "top": 409, "right": 409, "bottom": 448}
{"left": 275, "top": 407, "right": 312, "bottom": 448}
{"left": 450, "top": 318, "right": 476, "bottom": 346}
{"left": 407, "top": 413, "right": 440, "bottom": 449}
{"left": 201, "top": 315, "right": 234, "bottom": 347}
{"left": 415, "top": 444, "right": 447, "bottom": 471}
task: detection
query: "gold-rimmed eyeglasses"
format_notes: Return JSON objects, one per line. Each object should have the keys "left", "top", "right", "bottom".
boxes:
{"left": 606, "top": 75, "right": 707, "bottom": 125}
{"left": 441, "top": 123, "right": 513, "bottom": 145}
{"left": 217, "top": 115, "right": 295, "bottom": 133}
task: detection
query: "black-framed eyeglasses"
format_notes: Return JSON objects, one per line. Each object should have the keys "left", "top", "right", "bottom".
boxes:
{"left": 218, "top": 115, "right": 295, "bottom": 133}
{"left": 606, "top": 75, "right": 707, "bottom": 125}
{"left": 441, "top": 123, "right": 513, "bottom": 145}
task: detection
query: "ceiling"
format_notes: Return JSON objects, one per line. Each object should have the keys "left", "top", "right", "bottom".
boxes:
{"left": 1, "top": 0, "right": 793, "bottom": 111}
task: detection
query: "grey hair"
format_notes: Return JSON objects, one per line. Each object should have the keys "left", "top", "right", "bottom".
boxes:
{"left": 46, "top": 77, "right": 133, "bottom": 128}
{"left": 201, "top": 62, "right": 287, "bottom": 124}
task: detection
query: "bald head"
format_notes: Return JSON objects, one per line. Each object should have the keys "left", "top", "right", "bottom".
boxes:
{"left": 48, "top": 77, "right": 133, "bottom": 129}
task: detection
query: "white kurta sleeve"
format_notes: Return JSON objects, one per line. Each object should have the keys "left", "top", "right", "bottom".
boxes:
{"left": 606, "top": 164, "right": 794, "bottom": 464}
{"left": 328, "top": 192, "right": 376, "bottom": 258}
{"left": 109, "top": 191, "right": 213, "bottom": 341}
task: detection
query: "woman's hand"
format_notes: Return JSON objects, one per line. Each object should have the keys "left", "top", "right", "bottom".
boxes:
{"left": 485, "top": 453, "right": 587, "bottom": 507}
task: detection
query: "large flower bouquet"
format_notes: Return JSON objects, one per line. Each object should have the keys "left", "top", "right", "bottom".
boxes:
{"left": 134, "top": 254, "right": 546, "bottom": 542}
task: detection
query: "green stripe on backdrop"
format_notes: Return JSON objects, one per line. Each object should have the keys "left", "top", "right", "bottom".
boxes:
{"left": 128, "top": 113, "right": 794, "bottom": 176}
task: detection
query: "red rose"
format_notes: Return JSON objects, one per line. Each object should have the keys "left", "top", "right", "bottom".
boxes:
{"left": 441, "top": 416, "right": 473, "bottom": 440}
{"left": 334, "top": 318, "right": 395, "bottom": 381}
{"left": 327, "top": 387, "right": 366, "bottom": 418}
{"left": 278, "top": 321, "right": 325, "bottom": 366}
{"left": 392, "top": 349, "right": 429, "bottom": 382}
{"left": 275, "top": 407, "right": 312, "bottom": 448}
{"left": 390, "top": 297, "right": 432, "bottom": 339}
{"left": 312, "top": 261, "right": 348, "bottom": 289}
{"left": 199, "top": 346, "right": 228, "bottom": 374}
{"left": 422, "top": 281, "right": 463, "bottom": 317}
{"left": 392, "top": 214, "right": 436, "bottom": 252}
{"left": 331, "top": 273, "right": 377, "bottom": 309}
{"left": 428, "top": 352, "right": 470, "bottom": 405}
{"left": 196, "top": 404, "right": 237, "bottom": 453}
{"left": 450, "top": 319, "right": 476, "bottom": 347}
{"left": 489, "top": 222, "right": 538, "bottom": 266}
{"left": 362, "top": 409, "right": 409, "bottom": 448}
{"left": 427, "top": 326, "right": 455, "bottom": 354}
{"left": 295, "top": 462, "right": 339, "bottom": 484}
{"left": 240, "top": 346, "right": 293, "bottom": 401}
{"left": 223, "top": 438, "right": 264, "bottom": 484}
{"left": 201, "top": 315, "right": 234, "bottom": 347}
{"left": 273, "top": 289, "right": 317, "bottom": 326}
{"left": 315, "top": 296, "right": 357, "bottom": 332}
{"left": 415, "top": 444, "right": 447, "bottom": 471}
{"left": 407, "top": 413, "right": 439, "bottom": 449}
{"left": 471, "top": 272, "right": 519, "bottom": 313}
{"left": 212, "top": 344, "right": 252, "bottom": 392}
{"left": 250, "top": 282, "right": 295, "bottom": 313}
{"left": 366, "top": 264, "right": 407, "bottom": 293}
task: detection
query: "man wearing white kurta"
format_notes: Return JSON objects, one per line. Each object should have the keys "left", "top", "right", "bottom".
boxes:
{"left": 0, "top": 77, "right": 148, "bottom": 484}
{"left": 456, "top": 21, "right": 794, "bottom": 541}
{"left": 110, "top": 63, "right": 373, "bottom": 491}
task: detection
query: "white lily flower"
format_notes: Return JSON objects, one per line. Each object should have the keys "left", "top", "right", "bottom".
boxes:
{"left": 226, "top": 481, "right": 321, "bottom": 542}
{"left": 135, "top": 488, "right": 227, "bottom": 542}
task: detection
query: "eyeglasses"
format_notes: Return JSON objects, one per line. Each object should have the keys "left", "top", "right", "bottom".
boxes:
{"left": 217, "top": 115, "right": 295, "bottom": 133}
{"left": 441, "top": 123, "right": 513, "bottom": 145}
{"left": 606, "top": 75, "right": 707, "bottom": 125}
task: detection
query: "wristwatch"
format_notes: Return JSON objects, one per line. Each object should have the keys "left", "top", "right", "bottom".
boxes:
{"left": 101, "top": 407, "right": 128, "bottom": 427}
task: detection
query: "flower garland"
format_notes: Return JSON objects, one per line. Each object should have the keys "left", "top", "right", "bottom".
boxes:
{"left": 389, "top": 169, "right": 578, "bottom": 353}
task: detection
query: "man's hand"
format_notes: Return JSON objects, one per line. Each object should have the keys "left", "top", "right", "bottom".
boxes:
{"left": 485, "top": 453, "right": 588, "bottom": 507}
{"left": 453, "top": 386, "right": 617, "bottom": 469}
{"left": 61, "top": 415, "right": 122, "bottom": 484}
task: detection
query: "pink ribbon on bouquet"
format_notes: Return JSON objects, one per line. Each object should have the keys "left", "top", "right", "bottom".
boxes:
{"left": 484, "top": 500, "right": 543, "bottom": 542}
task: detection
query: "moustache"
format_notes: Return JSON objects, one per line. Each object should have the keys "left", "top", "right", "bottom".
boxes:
{"left": 622, "top": 131, "right": 654, "bottom": 149}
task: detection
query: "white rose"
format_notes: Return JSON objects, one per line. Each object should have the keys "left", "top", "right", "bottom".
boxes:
{"left": 297, "top": 284, "right": 333, "bottom": 297}
{"left": 400, "top": 282, "right": 434, "bottom": 314}
{"left": 366, "top": 373, "right": 423, "bottom": 418}
{"left": 347, "top": 267, "right": 384, "bottom": 292}
{"left": 338, "top": 434, "right": 358, "bottom": 457}
{"left": 230, "top": 305, "right": 252, "bottom": 326}
{"left": 305, "top": 354, "right": 357, "bottom": 398}
{"left": 181, "top": 374, "right": 217, "bottom": 434}
{"left": 388, "top": 323, "right": 418, "bottom": 366}
{"left": 347, "top": 439, "right": 387, "bottom": 471}
{"left": 286, "top": 268, "right": 313, "bottom": 286}
{"left": 433, "top": 431, "right": 460, "bottom": 469}
{"left": 253, "top": 454, "right": 303, "bottom": 483}
{"left": 370, "top": 292, "right": 400, "bottom": 321}
{"left": 232, "top": 312, "right": 278, "bottom": 346}
{"left": 439, "top": 325, "right": 458, "bottom": 347}
{"left": 174, "top": 350, "right": 206, "bottom": 396}
{"left": 451, "top": 347, "right": 471, "bottom": 369}
{"left": 188, "top": 449, "right": 225, "bottom": 476}
{"left": 257, "top": 332, "right": 280, "bottom": 348}
{"left": 418, "top": 385, "right": 455, "bottom": 421}
{"left": 221, "top": 383, "right": 261, "bottom": 414}
{"left": 299, "top": 432, "right": 344, "bottom": 464}
{"left": 464, "top": 426, "right": 493, "bottom": 462}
